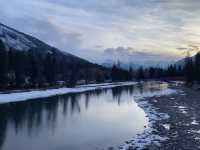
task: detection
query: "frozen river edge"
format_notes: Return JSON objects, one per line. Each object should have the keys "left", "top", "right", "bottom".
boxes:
{"left": 0, "top": 82, "right": 137, "bottom": 103}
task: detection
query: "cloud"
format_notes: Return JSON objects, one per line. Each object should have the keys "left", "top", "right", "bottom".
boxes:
{"left": 77, "top": 46, "right": 177, "bottom": 66}
{"left": 0, "top": 0, "right": 200, "bottom": 64}
{"left": 176, "top": 47, "right": 188, "bottom": 51}
{"left": 102, "top": 46, "right": 175, "bottom": 62}
{"left": 177, "top": 44, "right": 200, "bottom": 57}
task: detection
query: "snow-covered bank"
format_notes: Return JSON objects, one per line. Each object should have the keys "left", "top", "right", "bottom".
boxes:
{"left": 118, "top": 88, "right": 177, "bottom": 150}
{"left": 0, "top": 82, "right": 137, "bottom": 104}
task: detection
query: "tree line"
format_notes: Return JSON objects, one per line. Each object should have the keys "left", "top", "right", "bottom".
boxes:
{"left": 111, "top": 51, "right": 200, "bottom": 84}
{"left": 0, "top": 40, "right": 109, "bottom": 89}
{"left": 110, "top": 52, "right": 200, "bottom": 84}
{"left": 0, "top": 37, "right": 199, "bottom": 90}
{"left": 110, "top": 63, "right": 183, "bottom": 82}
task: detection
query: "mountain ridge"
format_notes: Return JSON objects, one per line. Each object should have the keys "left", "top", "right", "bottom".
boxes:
{"left": 0, "top": 23, "right": 93, "bottom": 64}
{"left": 0, "top": 23, "right": 111, "bottom": 89}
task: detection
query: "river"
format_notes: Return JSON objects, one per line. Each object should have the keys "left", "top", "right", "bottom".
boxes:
{"left": 0, "top": 82, "right": 170, "bottom": 150}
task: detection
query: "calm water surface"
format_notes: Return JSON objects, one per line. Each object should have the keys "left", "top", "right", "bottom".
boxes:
{"left": 0, "top": 82, "right": 168, "bottom": 150}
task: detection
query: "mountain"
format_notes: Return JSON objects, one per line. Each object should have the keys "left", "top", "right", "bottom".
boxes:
{"left": 0, "top": 23, "right": 109, "bottom": 89}
{"left": 0, "top": 23, "right": 94, "bottom": 64}
{"left": 175, "top": 58, "right": 186, "bottom": 68}
{"left": 175, "top": 55, "right": 196, "bottom": 68}
{"left": 102, "top": 59, "right": 173, "bottom": 70}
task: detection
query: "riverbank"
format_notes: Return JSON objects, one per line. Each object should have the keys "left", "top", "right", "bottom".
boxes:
{"left": 118, "top": 82, "right": 200, "bottom": 150}
{"left": 0, "top": 81, "right": 137, "bottom": 103}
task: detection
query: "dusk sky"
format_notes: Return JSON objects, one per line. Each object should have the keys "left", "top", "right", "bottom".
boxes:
{"left": 1, "top": 0, "right": 200, "bottom": 65}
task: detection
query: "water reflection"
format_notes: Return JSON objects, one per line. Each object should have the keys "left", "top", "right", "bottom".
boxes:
{"left": 0, "top": 81, "right": 168, "bottom": 150}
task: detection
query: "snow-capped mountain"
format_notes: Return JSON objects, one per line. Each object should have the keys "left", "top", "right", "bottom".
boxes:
{"left": 0, "top": 23, "right": 93, "bottom": 64}
{"left": 0, "top": 23, "right": 111, "bottom": 88}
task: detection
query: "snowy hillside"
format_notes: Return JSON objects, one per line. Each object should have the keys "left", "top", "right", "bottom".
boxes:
{"left": 0, "top": 22, "right": 110, "bottom": 90}
{"left": 0, "top": 24, "right": 36, "bottom": 51}
{"left": 0, "top": 23, "right": 94, "bottom": 64}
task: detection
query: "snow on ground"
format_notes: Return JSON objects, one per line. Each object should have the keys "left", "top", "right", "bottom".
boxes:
{"left": 178, "top": 106, "right": 188, "bottom": 114}
{"left": 76, "top": 82, "right": 114, "bottom": 88}
{"left": 0, "top": 82, "right": 137, "bottom": 104}
{"left": 163, "top": 124, "right": 170, "bottom": 130}
{"left": 117, "top": 88, "right": 177, "bottom": 150}
{"left": 191, "top": 120, "right": 199, "bottom": 125}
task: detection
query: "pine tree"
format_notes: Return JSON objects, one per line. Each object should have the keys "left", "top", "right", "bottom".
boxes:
{"left": 0, "top": 40, "right": 8, "bottom": 88}
{"left": 95, "top": 71, "right": 104, "bottom": 83}
{"left": 177, "top": 66, "right": 183, "bottom": 77}
{"left": 51, "top": 53, "right": 57, "bottom": 84}
{"left": 149, "top": 67, "right": 155, "bottom": 78}
{"left": 111, "top": 64, "right": 118, "bottom": 82}
{"left": 7, "top": 49, "right": 16, "bottom": 87}
{"left": 14, "top": 51, "right": 26, "bottom": 88}
{"left": 44, "top": 53, "right": 53, "bottom": 85}
{"left": 28, "top": 50, "right": 39, "bottom": 87}
{"left": 184, "top": 52, "right": 194, "bottom": 83}
{"left": 128, "top": 66, "right": 133, "bottom": 80}
{"left": 195, "top": 52, "right": 200, "bottom": 83}
{"left": 137, "top": 67, "right": 145, "bottom": 80}
{"left": 68, "top": 65, "right": 78, "bottom": 87}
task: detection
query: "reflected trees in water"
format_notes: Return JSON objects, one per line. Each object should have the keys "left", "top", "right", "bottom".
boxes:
{"left": 0, "top": 81, "right": 166, "bottom": 150}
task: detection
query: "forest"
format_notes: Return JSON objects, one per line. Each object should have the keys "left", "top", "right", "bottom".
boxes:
{"left": 0, "top": 39, "right": 110, "bottom": 89}
{"left": 0, "top": 38, "right": 200, "bottom": 90}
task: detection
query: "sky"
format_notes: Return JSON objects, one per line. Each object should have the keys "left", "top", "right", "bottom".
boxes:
{"left": 0, "top": 0, "right": 200, "bottom": 66}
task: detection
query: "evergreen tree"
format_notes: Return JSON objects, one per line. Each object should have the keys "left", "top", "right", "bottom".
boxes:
{"left": 14, "top": 51, "right": 26, "bottom": 88}
{"left": 177, "top": 66, "right": 183, "bottom": 77}
{"left": 84, "top": 64, "right": 90, "bottom": 84}
{"left": 128, "top": 66, "right": 133, "bottom": 80}
{"left": 0, "top": 40, "right": 8, "bottom": 88}
{"left": 68, "top": 65, "right": 78, "bottom": 87}
{"left": 195, "top": 52, "right": 200, "bottom": 82}
{"left": 149, "top": 67, "right": 155, "bottom": 78}
{"left": 137, "top": 67, "right": 145, "bottom": 80}
{"left": 44, "top": 53, "right": 54, "bottom": 85}
{"left": 111, "top": 64, "right": 118, "bottom": 82}
{"left": 184, "top": 52, "right": 195, "bottom": 83}
{"left": 28, "top": 50, "right": 39, "bottom": 87}
{"left": 7, "top": 49, "right": 16, "bottom": 87}
{"left": 51, "top": 53, "right": 57, "bottom": 84}
{"left": 95, "top": 71, "right": 104, "bottom": 83}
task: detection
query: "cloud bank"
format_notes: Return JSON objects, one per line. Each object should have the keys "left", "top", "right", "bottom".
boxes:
{"left": 1, "top": 0, "right": 200, "bottom": 64}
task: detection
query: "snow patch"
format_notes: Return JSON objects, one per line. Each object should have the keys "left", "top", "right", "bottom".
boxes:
{"left": 178, "top": 106, "right": 187, "bottom": 114}
{"left": 163, "top": 124, "right": 170, "bottom": 130}
{"left": 116, "top": 88, "right": 177, "bottom": 150}
{"left": 191, "top": 120, "right": 199, "bottom": 125}
{"left": 189, "top": 130, "right": 200, "bottom": 134}
{"left": 0, "top": 82, "right": 137, "bottom": 104}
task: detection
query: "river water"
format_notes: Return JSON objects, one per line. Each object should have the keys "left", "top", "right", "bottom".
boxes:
{"left": 0, "top": 82, "right": 169, "bottom": 150}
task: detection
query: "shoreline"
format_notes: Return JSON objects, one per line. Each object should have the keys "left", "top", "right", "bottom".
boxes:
{"left": 116, "top": 85, "right": 178, "bottom": 150}
{"left": 117, "top": 82, "right": 200, "bottom": 150}
{"left": 1, "top": 81, "right": 195, "bottom": 150}
{"left": 148, "top": 84, "right": 200, "bottom": 150}
{"left": 0, "top": 81, "right": 138, "bottom": 104}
